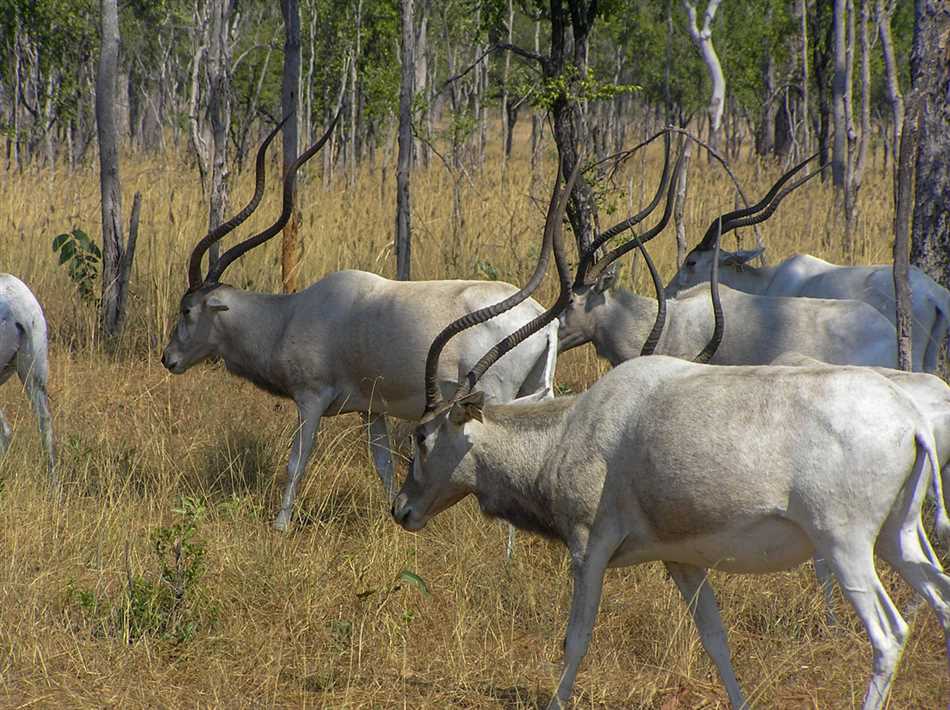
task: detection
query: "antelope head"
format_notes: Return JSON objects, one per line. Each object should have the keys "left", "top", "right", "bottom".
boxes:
{"left": 162, "top": 114, "right": 339, "bottom": 374}
{"left": 559, "top": 132, "right": 681, "bottom": 355}
{"left": 391, "top": 158, "right": 578, "bottom": 532}
{"left": 666, "top": 153, "right": 821, "bottom": 297}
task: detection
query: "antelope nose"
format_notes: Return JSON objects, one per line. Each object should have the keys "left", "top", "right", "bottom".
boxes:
{"left": 391, "top": 493, "right": 411, "bottom": 526}
{"left": 161, "top": 351, "right": 177, "bottom": 371}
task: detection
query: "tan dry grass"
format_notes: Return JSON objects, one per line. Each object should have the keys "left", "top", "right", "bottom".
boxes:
{"left": 0, "top": 128, "right": 947, "bottom": 708}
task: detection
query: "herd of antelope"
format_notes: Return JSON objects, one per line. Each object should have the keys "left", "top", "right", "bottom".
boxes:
{"left": 3, "top": 122, "right": 950, "bottom": 709}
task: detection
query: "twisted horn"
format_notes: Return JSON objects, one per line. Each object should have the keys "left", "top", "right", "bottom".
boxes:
{"left": 637, "top": 239, "right": 666, "bottom": 357}
{"left": 718, "top": 165, "right": 825, "bottom": 233}
{"left": 574, "top": 131, "right": 673, "bottom": 286}
{"left": 693, "top": 218, "right": 723, "bottom": 364}
{"left": 581, "top": 146, "right": 685, "bottom": 287}
{"left": 187, "top": 117, "right": 289, "bottom": 289}
{"left": 695, "top": 152, "right": 818, "bottom": 251}
{"left": 457, "top": 160, "right": 579, "bottom": 398}
{"left": 205, "top": 110, "right": 342, "bottom": 284}
{"left": 422, "top": 160, "right": 579, "bottom": 414}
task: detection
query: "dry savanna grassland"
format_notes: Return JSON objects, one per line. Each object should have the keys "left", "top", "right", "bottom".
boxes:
{"left": 1, "top": 125, "right": 947, "bottom": 708}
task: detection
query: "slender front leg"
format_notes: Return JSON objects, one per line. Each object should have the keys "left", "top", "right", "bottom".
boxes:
{"left": 548, "top": 541, "right": 610, "bottom": 710}
{"left": 274, "top": 392, "right": 332, "bottom": 531}
{"left": 813, "top": 556, "right": 838, "bottom": 627}
{"left": 24, "top": 380, "right": 56, "bottom": 488}
{"left": 0, "top": 407, "right": 10, "bottom": 455}
{"left": 666, "top": 562, "right": 746, "bottom": 709}
{"left": 362, "top": 412, "right": 395, "bottom": 500}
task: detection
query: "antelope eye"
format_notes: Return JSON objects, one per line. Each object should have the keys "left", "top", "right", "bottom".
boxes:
{"left": 182, "top": 307, "right": 191, "bottom": 317}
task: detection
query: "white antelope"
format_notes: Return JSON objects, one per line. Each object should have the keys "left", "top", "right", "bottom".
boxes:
{"left": 161, "top": 117, "right": 557, "bottom": 532}
{"left": 390, "top": 161, "right": 950, "bottom": 710}
{"left": 0, "top": 274, "right": 56, "bottom": 482}
{"left": 561, "top": 152, "right": 901, "bottom": 369}
{"left": 665, "top": 156, "right": 950, "bottom": 372}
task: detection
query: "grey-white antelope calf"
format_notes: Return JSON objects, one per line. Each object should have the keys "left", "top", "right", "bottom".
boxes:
{"left": 161, "top": 118, "right": 555, "bottom": 531}
{"left": 0, "top": 274, "right": 55, "bottom": 481}
{"left": 664, "top": 157, "right": 950, "bottom": 371}
{"left": 391, "top": 163, "right": 950, "bottom": 710}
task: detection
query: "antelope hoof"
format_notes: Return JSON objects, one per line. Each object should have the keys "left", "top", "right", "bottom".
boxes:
{"left": 273, "top": 510, "right": 292, "bottom": 532}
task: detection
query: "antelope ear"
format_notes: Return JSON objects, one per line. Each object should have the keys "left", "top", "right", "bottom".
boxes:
{"left": 206, "top": 294, "right": 230, "bottom": 312}
{"left": 595, "top": 267, "right": 618, "bottom": 293}
{"left": 722, "top": 248, "right": 763, "bottom": 267}
{"left": 449, "top": 391, "right": 485, "bottom": 425}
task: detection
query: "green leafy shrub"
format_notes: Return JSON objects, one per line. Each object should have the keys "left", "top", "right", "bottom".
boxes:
{"left": 65, "top": 497, "right": 217, "bottom": 644}
{"left": 51, "top": 228, "right": 101, "bottom": 302}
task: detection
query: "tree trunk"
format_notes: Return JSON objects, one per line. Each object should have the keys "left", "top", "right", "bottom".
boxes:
{"left": 877, "top": 0, "right": 903, "bottom": 185}
{"left": 281, "top": 0, "right": 302, "bottom": 292}
{"left": 674, "top": 140, "right": 692, "bottom": 268}
{"left": 96, "top": 0, "right": 129, "bottom": 340}
{"left": 909, "top": 0, "right": 950, "bottom": 291}
{"left": 547, "top": 0, "right": 600, "bottom": 255}
{"left": 395, "top": 0, "right": 414, "bottom": 281}
{"left": 207, "top": 0, "right": 234, "bottom": 269}
{"left": 683, "top": 0, "right": 725, "bottom": 159}
{"left": 831, "top": 0, "right": 849, "bottom": 189}
{"left": 894, "top": 99, "right": 918, "bottom": 371}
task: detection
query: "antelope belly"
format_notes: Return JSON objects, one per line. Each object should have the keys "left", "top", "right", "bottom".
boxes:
{"left": 609, "top": 516, "right": 815, "bottom": 573}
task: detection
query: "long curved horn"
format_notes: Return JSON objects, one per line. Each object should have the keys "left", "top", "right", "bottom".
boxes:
{"left": 457, "top": 159, "right": 578, "bottom": 398}
{"left": 693, "top": 218, "right": 723, "bottom": 364}
{"left": 694, "top": 152, "right": 818, "bottom": 251}
{"left": 717, "top": 165, "right": 825, "bottom": 233}
{"left": 580, "top": 147, "right": 685, "bottom": 287}
{"left": 637, "top": 239, "right": 666, "bottom": 357}
{"left": 187, "top": 117, "right": 288, "bottom": 289}
{"left": 574, "top": 131, "right": 673, "bottom": 286}
{"left": 422, "top": 160, "right": 580, "bottom": 413}
{"left": 205, "top": 110, "right": 342, "bottom": 284}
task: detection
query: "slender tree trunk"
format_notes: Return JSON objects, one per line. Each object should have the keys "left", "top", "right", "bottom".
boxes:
{"left": 395, "top": 0, "right": 414, "bottom": 280}
{"left": 96, "top": 0, "right": 129, "bottom": 340}
{"left": 547, "top": 0, "right": 599, "bottom": 254}
{"left": 207, "top": 0, "right": 234, "bottom": 268}
{"left": 799, "top": 0, "right": 811, "bottom": 154}
{"left": 674, "top": 140, "right": 692, "bottom": 268}
{"left": 831, "top": 0, "right": 849, "bottom": 189}
{"left": 501, "top": 0, "right": 514, "bottom": 168}
{"left": 894, "top": 98, "right": 918, "bottom": 371}
{"left": 877, "top": 0, "right": 903, "bottom": 186}
{"left": 683, "top": 0, "right": 725, "bottom": 160}
{"left": 909, "top": 0, "right": 950, "bottom": 291}
{"left": 281, "top": 0, "right": 302, "bottom": 292}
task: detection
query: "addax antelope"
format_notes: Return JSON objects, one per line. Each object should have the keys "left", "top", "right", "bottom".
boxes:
{"left": 665, "top": 153, "right": 950, "bottom": 372}
{"left": 162, "top": 117, "right": 557, "bottom": 531}
{"left": 391, "top": 157, "right": 950, "bottom": 710}
{"left": 0, "top": 274, "right": 55, "bottom": 484}
{"left": 560, "top": 144, "right": 900, "bottom": 369}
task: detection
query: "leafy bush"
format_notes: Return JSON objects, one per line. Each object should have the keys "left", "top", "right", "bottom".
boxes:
{"left": 51, "top": 228, "right": 101, "bottom": 302}
{"left": 66, "top": 497, "right": 217, "bottom": 644}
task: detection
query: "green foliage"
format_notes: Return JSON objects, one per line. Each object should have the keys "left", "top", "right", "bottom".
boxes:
{"left": 65, "top": 497, "right": 217, "bottom": 645}
{"left": 51, "top": 229, "right": 100, "bottom": 302}
{"left": 526, "top": 64, "right": 640, "bottom": 111}
{"left": 475, "top": 258, "right": 500, "bottom": 281}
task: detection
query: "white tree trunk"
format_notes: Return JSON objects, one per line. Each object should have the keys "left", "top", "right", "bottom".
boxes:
{"left": 683, "top": 0, "right": 725, "bottom": 157}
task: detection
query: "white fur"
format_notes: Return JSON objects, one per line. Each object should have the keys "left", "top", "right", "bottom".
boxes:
{"left": 162, "top": 270, "right": 557, "bottom": 530}
{"left": 393, "top": 356, "right": 950, "bottom": 710}
{"left": 668, "top": 251, "right": 950, "bottom": 372}
{"left": 561, "top": 276, "right": 899, "bottom": 368}
{"left": 0, "top": 274, "right": 56, "bottom": 482}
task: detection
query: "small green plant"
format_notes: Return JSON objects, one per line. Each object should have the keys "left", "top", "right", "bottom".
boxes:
{"left": 65, "top": 497, "right": 217, "bottom": 645}
{"left": 475, "top": 258, "right": 500, "bottom": 281}
{"left": 51, "top": 228, "right": 101, "bottom": 301}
